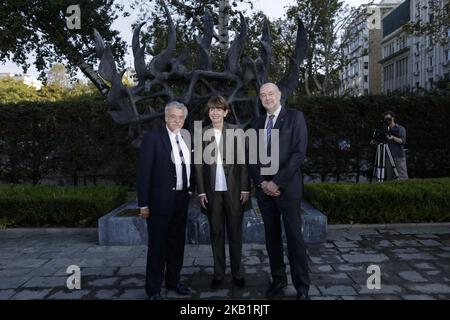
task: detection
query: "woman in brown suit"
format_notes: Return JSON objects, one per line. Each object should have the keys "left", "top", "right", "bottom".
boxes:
{"left": 195, "top": 95, "right": 250, "bottom": 289}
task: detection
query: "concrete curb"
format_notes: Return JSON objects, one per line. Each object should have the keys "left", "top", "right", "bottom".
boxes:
{"left": 328, "top": 223, "right": 450, "bottom": 230}
{"left": 1, "top": 222, "right": 449, "bottom": 234}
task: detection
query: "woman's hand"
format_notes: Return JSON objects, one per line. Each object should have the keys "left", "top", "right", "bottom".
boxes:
{"left": 199, "top": 195, "right": 208, "bottom": 209}
{"left": 240, "top": 192, "right": 250, "bottom": 204}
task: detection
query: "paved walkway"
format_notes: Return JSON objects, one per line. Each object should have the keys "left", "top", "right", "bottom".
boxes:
{"left": 0, "top": 224, "right": 450, "bottom": 300}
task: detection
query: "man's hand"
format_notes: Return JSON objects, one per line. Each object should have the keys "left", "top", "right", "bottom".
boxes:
{"left": 261, "top": 181, "right": 281, "bottom": 197}
{"left": 139, "top": 207, "right": 150, "bottom": 219}
{"left": 199, "top": 195, "right": 208, "bottom": 209}
{"left": 386, "top": 134, "right": 403, "bottom": 144}
{"left": 240, "top": 192, "right": 250, "bottom": 204}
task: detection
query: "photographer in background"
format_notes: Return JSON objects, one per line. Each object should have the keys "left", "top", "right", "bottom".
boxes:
{"left": 383, "top": 111, "right": 409, "bottom": 180}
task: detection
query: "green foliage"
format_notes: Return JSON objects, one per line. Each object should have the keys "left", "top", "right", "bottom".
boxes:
{"left": 0, "top": 0, "right": 127, "bottom": 81}
{"left": 0, "top": 99, "right": 137, "bottom": 186}
{"left": 284, "top": 0, "right": 364, "bottom": 96}
{"left": 288, "top": 95, "right": 450, "bottom": 180}
{"left": 304, "top": 178, "right": 450, "bottom": 224}
{"left": 0, "top": 95, "right": 449, "bottom": 186}
{"left": 0, "top": 184, "right": 127, "bottom": 228}
{"left": 0, "top": 78, "right": 40, "bottom": 104}
{"left": 0, "top": 78, "right": 101, "bottom": 104}
{"left": 46, "top": 63, "right": 70, "bottom": 87}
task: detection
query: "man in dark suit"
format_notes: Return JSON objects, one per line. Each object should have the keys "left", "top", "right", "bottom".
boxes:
{"left": 195, "top": 96, "right": 250, "bottom": 290}
{"left": 249, "top": 83, "right": 310, "bottom": 300}
{"left": 137, "top": 101, "right": 194, "bottom": 300}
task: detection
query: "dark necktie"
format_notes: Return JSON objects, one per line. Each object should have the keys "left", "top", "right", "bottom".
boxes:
{"left": 266, "top": 115, "right": 275, "bottom": 155}
{"left": 175, "top": 134, "right": 188, "bottom": 190}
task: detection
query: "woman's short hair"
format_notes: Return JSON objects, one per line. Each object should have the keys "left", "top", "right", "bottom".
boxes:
{"left": 206, "top": 95, "right": 230, "bottom": 113}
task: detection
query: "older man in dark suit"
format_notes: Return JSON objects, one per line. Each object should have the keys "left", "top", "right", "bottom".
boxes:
{"left": 249, "top": 83, "right": 310, "bottom": 300}
{"left": 137, "top": 101, "right": 194, "bottom": 300}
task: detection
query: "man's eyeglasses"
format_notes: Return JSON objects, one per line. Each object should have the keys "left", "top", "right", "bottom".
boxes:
{"left": 384, "top": 117, "right": 392, "bottom": 122}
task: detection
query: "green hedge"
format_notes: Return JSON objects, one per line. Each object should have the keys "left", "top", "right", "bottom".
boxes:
{"left": 304, "top": 178, "right": 450, "bottom": 224}
{"left": 1, "top": 95, "right": 449, "bottom": 185}
{"left": 0, "top": 99, "right": 138, "bottom": 187}
{"left": 0, "top": 184, "right": 127, "bottom": 228}
{"left": 288, "top": 95, "right": 450, "bottom": 181}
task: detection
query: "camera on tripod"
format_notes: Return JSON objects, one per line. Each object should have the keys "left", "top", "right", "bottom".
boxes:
{"left": 371, "top": 119, "right": 398, "bottom": 181}
{"left": 372, "top": 119, "right": 390, "bottom": 144}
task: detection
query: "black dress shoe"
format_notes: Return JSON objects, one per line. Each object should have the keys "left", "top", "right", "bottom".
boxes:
{"left": 210, "top": 278, "right": 223, "bottom": 289}
{"left": 148, "top": 292, "right": 163, "bottom": 300}
{"left": 265, "top": 280, "right": 288, "bottom": 298}
{"left": 167, "top": 283, "right": 191, "bottom": 295}
{"left": 232, "top": 277, "right": 246, "bottom": 289}
{"left": 296, "top": 291, "right": 310, "bottom": 300}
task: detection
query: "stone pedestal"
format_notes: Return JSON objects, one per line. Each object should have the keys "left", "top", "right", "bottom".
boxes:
{"left": 98, "top": 198, "right": 327, "bottom": 246}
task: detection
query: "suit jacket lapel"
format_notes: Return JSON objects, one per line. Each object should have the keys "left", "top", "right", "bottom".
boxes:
{"left": 258, "top": 115, "right": 266, "bottom": 130}
{"left": 273, "top": 107, "right": 287, "bottom": 130}
{"left": 221, "top": 122, "right": 228, "bottom": 164}
{"left": 160, "top": 126, "right": 173, "bottom": 158}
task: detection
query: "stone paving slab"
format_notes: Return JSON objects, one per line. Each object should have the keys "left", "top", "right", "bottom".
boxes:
{"left": 1, "top": 224, "right": 450, "bottom": 300}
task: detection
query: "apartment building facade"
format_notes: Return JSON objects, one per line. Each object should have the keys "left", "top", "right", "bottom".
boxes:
{"left": 380, "top": 0, "right": 450, "bottom": 93}
{"left": 339, "top": 0, "right": 403, "bottom": 96}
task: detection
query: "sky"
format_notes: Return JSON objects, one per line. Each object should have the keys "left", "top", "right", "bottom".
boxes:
{"left": 0, "top": 0, "right": 373, "bottom": 78}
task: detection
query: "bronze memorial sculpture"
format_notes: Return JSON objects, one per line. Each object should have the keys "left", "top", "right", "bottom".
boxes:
{"left": 91, "top": 0, "right": 307, "bottom": 144}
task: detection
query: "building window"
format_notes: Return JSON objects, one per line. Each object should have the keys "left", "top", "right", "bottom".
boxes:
{"left": 364, "top": 62, "right": 369, "bottom": 69}
{"left": 364, "top": 75, "right": 368, "bottom": 82}
{"left": 429, "top": 57, "right": 433, "bottom": 66}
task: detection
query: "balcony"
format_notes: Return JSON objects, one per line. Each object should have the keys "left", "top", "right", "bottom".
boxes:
{"left": 427, "top": 66, "right": 434, "bottom": 73}
{"left": 413, "top": 71, "right": 419, "bottom": 76}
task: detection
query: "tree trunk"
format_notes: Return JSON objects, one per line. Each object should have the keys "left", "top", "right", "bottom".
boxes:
{"left": 218, "top": 0, "right": 230, "bottom": 50}
{"left": 304, "top": 71, "right": 312, "bottom": 96}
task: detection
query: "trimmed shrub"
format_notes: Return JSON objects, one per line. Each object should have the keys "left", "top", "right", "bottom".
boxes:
{"left": 288, "top": 95, "right": 450, "bottom": 180}
{"left": 0, "top": 99, "right": 137, "bottom": 187}
{"left": 304, "top": 178, "right": 450, "bottom": 224}
{"left": 0, "top": 95, "right": 449, "bottom": 185}
{"left": 0, "top": 184, "right": 127, "bottom": 228}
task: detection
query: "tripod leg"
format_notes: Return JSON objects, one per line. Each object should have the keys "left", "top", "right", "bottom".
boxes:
{"left": 385, "top": 145, "right": 399, "bottom": 179}
{"left": 373, "top": 145, "right": 378, "bottom": 180}
{"left": 381, "top": 144, "right": 387, "bottom": 182}
{"left": 374, "top": 144, "right": 382, "bottom": 182}
{"left": 378, "top": 144, "right": 383, "bottom": 182}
